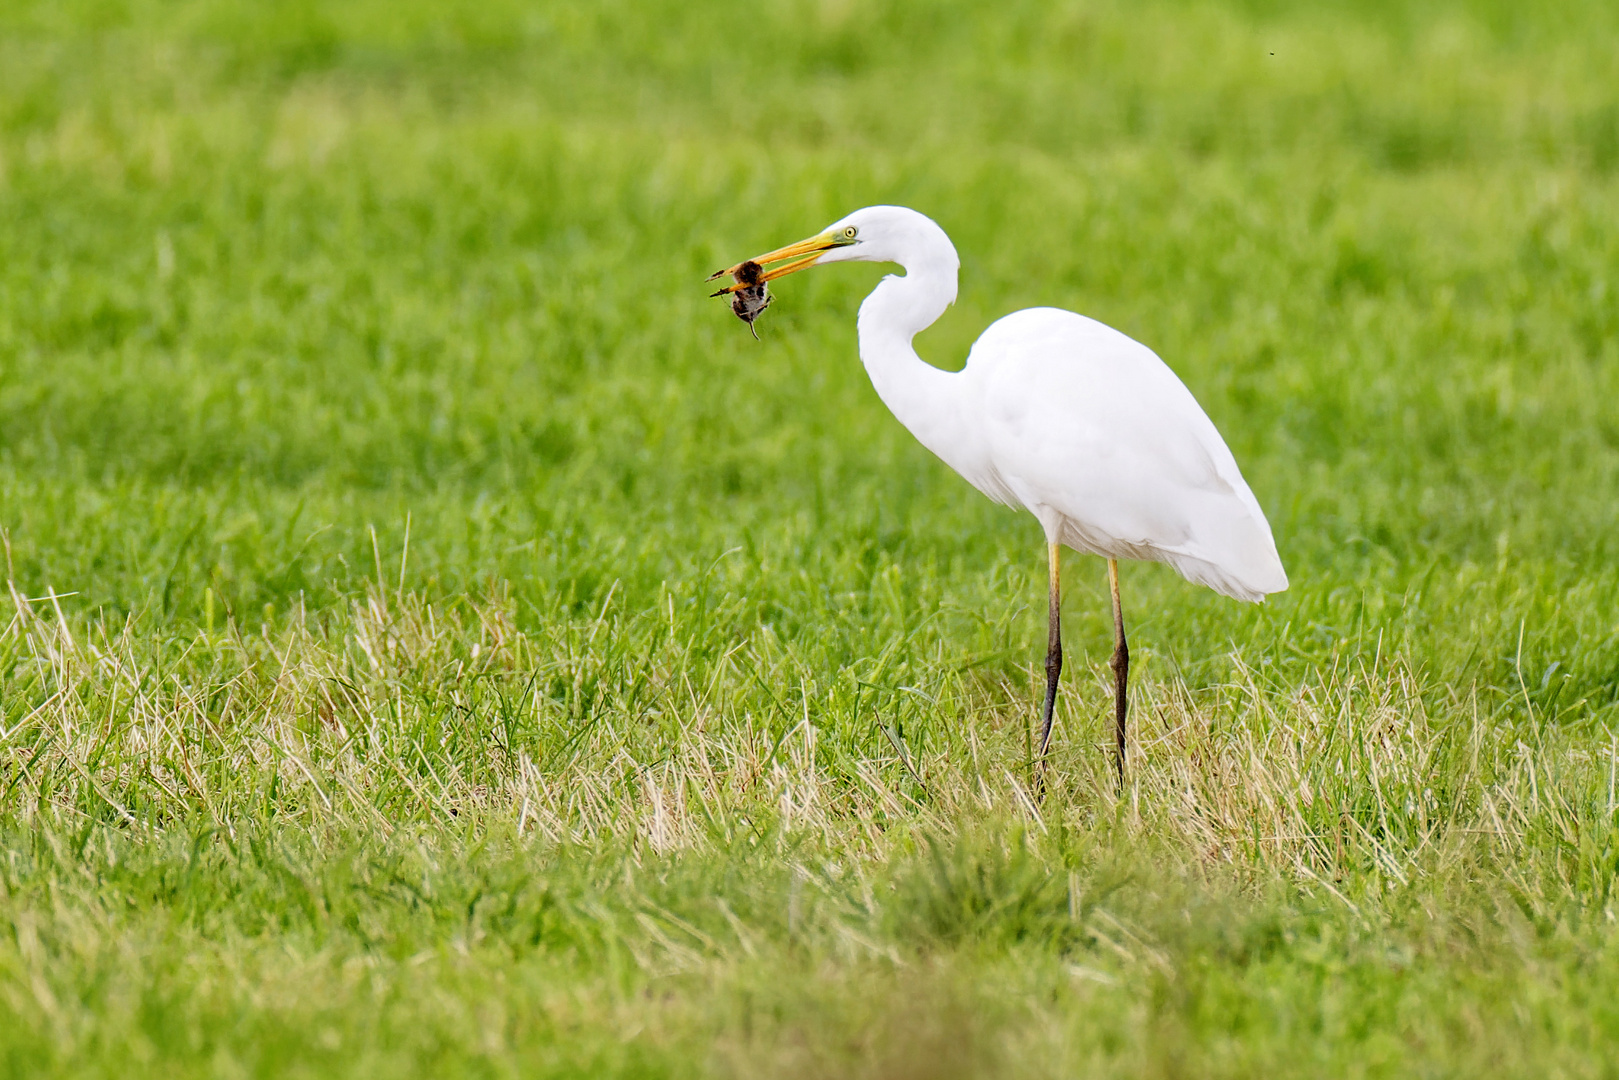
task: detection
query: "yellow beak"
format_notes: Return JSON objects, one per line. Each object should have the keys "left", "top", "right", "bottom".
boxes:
{"left": 706, "top": 231, "right": 850, "bottom": 295}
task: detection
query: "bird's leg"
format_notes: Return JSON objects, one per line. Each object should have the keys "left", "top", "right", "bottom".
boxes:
{"left": 1108, "top": 558, "right": 1128, "bottom": 788}
{"left": 1037, "top": 542, "right": 1062, "bottom": 764}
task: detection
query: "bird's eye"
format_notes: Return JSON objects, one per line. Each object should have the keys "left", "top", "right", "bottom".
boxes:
{"left": 843, "top": 227, "right": 858, "bottom": 239}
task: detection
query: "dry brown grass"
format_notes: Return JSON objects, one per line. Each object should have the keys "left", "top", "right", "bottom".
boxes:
{"left": 7, "top": 583, "right": 1604, "bottom": 893}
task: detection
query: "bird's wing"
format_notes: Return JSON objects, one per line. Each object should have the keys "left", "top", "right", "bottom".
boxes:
{"left": 966, "top": 308, "right": 1287, "bottom": 600}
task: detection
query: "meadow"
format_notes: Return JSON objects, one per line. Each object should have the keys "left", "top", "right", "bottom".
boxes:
{"left": 2, "top": 0, "right": 1618, "bottom": 1074}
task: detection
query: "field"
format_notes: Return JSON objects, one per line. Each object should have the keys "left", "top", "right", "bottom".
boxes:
{"left": 2, "top": 0, "right": 1619, "bottom": 1074}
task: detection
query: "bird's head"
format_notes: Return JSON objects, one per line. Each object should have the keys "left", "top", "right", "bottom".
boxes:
{"left": 707, "top": 206, "right": 955, "bottom": 297}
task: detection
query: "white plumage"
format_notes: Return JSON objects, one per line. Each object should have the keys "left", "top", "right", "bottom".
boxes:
{"left": 710, "top": 204, "right": 1287, "bottom": 779}
{"left": 964, "top": 307, "right": 1287, "bottom": 601}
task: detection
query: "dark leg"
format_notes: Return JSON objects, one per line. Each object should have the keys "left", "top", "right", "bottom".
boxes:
{"left": 1037, "top": 542, "right": 1062, "bottom": 763}
{"left": 1108, "top": 558, "right": 1128, "bottom": 787}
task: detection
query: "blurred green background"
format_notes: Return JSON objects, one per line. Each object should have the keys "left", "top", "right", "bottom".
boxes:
{"left": 4, "top": 0, "right": 1619, "bottom": 701}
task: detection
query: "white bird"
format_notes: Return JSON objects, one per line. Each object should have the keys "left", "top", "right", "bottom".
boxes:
{"left": 709, "top": 206, "right": 1287, "bottom": 783}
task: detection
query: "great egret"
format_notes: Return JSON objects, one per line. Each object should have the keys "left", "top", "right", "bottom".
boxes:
{"left": 710, "top": 206, "right": 1287, "bottom": 783}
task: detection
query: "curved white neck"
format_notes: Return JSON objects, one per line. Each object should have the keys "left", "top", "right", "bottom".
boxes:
{"left": 855, "top": 263, "right": 964, "bottom": 463}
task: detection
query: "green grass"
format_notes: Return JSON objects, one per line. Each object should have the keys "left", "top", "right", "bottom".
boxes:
{"left": 2, "top": 0, "right": 1619, "bottom": 1074}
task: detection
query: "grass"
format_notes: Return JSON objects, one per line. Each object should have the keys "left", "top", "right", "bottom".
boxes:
{"left": 2, "top": 0, "right": 1618, "bottom": 1074}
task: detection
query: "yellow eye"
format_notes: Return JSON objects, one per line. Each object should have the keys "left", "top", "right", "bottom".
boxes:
{"left": 843, "top": 227, "right": 858, "bottom": 239}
